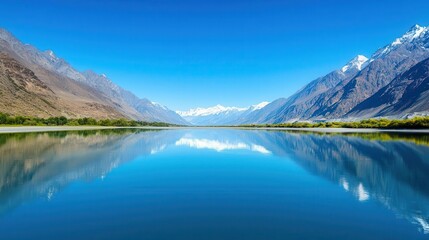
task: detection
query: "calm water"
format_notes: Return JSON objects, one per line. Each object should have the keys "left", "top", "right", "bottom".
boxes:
{"left": 0, "top": 129, "right": 428, "bottom": 239}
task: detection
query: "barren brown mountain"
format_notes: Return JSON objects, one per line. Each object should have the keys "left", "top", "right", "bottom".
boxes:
{"left": 0, "top": 53, "right": 126, "bottom": 119}
{"left": 0, "top": 28, "right": 189, "bottom": 123}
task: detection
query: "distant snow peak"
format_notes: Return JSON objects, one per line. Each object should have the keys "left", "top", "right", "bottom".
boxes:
{"left": 177, "top": 101, "right": 270, "bottom": 117}
{"left": 371, "top": 24, "right": 428, "bottom": 61}
{"left": 391, "top": 24, "right": 427, "bottom": 46}
{"left": 251, "top": 101, "right": 270, "bottom": 111}
{"left": 177, "top": 105, "right": 247, "bottom": 117}
{"left": 341, "top": 55, "right": 369, "bottom": 73}
{"left": 404, "top": 24, "right": 426, "bottom": 40}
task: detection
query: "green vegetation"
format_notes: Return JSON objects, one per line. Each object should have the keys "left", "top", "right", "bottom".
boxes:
{"left": 276, "top": 130, "right": 429, "bottom": 147}
{"left": 0, "top": 128, "right": 160, "bottom": 148}
{"left": 0, "top": 112, "right": 178, "bottom": 127}
{"left": 240, "top": 117, "right": 429, "bottom": 129}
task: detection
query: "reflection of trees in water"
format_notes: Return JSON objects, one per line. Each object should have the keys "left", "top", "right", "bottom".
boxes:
{"left": 0, "top": 129, "right": 182, "bottom": 215}
{"left": 0, "top": 129, "right": 428, "bottom": 234}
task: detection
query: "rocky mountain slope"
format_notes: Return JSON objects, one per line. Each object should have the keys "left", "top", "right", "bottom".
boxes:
{"left": 348, "top": 57, "right": 429, "bottom": 118}
{"left": 0, "top": 52, "right": 125, "bottom": 119}
{"left": 251, "top": 24, "right": 429, "bottom": 123}
{"left": 0, "top": 28, "right": 188, "bottom": 124}
{"left": 2, "top": 24, "right": 428, "bottom": 124}
{"left": 242, "top": 55, "right": 368, "bottom": 123}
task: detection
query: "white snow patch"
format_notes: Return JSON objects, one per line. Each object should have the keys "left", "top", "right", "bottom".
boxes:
{"left": 371, "top": 24, "right": 428, "bottom": 61}
{"left": 251, "top": 101, "right": 270, "bottom": 111}
{"left": 341, "top": 55, "right": 369, "bottom": 73}
{"left": 177, "top": 104, "right": 247, "bottom": 117}
{"left": 177, "top": 101, "right": 270, "bottom": 117}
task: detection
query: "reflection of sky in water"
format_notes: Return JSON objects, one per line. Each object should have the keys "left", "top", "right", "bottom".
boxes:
{"left": 175, "top": 137, "right": 271, "bottom": 154}
{"left": 0, "top": 129, "right": 428, "bottom": 239}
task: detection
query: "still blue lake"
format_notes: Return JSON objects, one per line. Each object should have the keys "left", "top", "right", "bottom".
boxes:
{"left": 0, "top": 129, "right": 428, "bottom": 239}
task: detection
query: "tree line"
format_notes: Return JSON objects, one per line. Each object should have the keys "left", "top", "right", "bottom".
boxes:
{"left": 240, "top": 117, "right": 429, "bottom": 129}
{"left": 1, "top": 112, "right": 428, "bottom": 129}
{"left": 0, "top": 112, "right": 177, "bottom": 127}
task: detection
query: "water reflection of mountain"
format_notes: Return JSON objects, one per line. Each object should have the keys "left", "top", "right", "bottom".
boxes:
{"left": 170, "top": 130, "right": 429, "bottom": 233}
{"left": 0, "top": 129, "right": 428, "bottom": 234}
{"left": 0, "top": 129, "right": 183, "bottom": 215}
{"left": 249, "top": 131, "right": 429, "bottom": 234}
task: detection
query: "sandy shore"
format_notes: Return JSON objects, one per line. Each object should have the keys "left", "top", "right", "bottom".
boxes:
{"left": 0, "top": 126, "right": 428, "bottom": 134}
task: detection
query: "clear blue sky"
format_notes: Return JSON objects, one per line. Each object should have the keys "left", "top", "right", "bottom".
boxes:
{"left": 1, "top": 0, "right": 429, "bottom": 110}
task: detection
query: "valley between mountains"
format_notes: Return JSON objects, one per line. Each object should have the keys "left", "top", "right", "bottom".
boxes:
{"left": 1, "top": 25, "right": 429, "bottom": 126}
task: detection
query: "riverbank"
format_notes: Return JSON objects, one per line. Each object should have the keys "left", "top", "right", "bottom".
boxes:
{"left": 1, "top": 126, "right": 429, "bottom": 134}
{"left": 0, "top": 126, "right": 182, "bottom": 133}
{"left": 245, "top": 127, "right": 429, "bottom": 133}
{"left": 239, "top": 117, "right": 429, "bottom": 129}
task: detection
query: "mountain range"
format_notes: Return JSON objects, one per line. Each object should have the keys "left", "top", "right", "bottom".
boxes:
{"left": 241, "top": 24, "right": 429, "bottom": 123}
{"left": 179, "top": 24, "right": 429, "bottom": 125}
{"left": 0, "top": 24, "right": 429, "bottom": 125}
{"left": 0, "top": 29, "right": 188, "bottom": 125}
{"left": 176, "top": 102, "right": 269, "bottom": 125}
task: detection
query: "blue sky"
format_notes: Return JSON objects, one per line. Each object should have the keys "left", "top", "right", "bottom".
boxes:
{"left": 1, "top": 0, "right": 429, "bottom": 110}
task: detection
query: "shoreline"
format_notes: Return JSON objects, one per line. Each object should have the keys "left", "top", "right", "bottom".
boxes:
{"left": 0, "top": 126, "right": 429, "bottom": 134}
{"left": 239, "top": 127, "right": 429, "bottom": 133}
{"left": 0, "top": 126, "right": 173, "bottom": 134}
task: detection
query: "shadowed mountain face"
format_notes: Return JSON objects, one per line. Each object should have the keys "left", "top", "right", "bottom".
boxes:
{"left": 243, "top": 66, "right": 361, "bottom": 124}
{"left": 251, "top": 25, "right": 429, "bottom": 123}
{"left": 0, "top": 129, "right": 428, "bottom": 235}
{"left": 0, "top": 29, "right": 188, "bottom": 124}
{"left": 348, "top": 57, "right": 429, "bottom": 118}
{"left": 309, "top": 25, "right": 429, "bottom": 120}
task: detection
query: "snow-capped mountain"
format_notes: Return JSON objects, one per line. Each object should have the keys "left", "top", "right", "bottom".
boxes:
{"left": 341, "top": 55, "right": 368, "bottom": 73}
{"left": 177, "top": 102, "right": 269, "bottom": 125}
{"left": 371, "top": 24, "right": 428, "bottom": 61}
{"left": 249, "top": 102, "right": 270, "bottom": 111}
{"left": 177, "top": 105, "right": 248, "bottom": 117}
{"left": 241, "top": 54, "right": 368, "bottom": 124}
{"left": 248, "top": 24, "right": 429, "bottom": 123}
{"left": 81, "top": 70, "right": 188, "bottom": 124}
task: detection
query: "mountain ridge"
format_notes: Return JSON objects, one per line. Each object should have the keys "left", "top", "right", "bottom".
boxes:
{"left": 177, "top": 102, "right": 269, "bottom": 125}
{"left": 1, "top": 24, "right": 429, "bottom": 125}
{"left": 0, "top": 28, "right": 189, "bottom": 124}
{"left": 247, "top": 24, "right": 429, "bottom": 124}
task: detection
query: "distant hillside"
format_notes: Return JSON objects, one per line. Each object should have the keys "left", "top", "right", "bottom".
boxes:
{"left": 0, "top": 53, "right": 125, "bottom": 119}
{"left": 0, "top": 28, "right": 189, "bottom": 124}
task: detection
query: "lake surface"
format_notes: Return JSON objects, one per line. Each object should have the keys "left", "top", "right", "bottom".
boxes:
{"left": 0, "top": 129, "right": 428, "bottom": 239}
